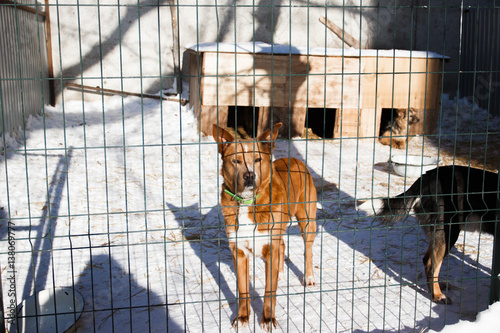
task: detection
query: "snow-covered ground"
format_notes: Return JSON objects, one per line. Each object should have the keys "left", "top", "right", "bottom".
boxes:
{"left": 1, "top": 93, "right": 499, "bottom": 332}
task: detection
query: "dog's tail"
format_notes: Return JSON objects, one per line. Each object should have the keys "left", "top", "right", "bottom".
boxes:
{"left": 357, "top": 180, "right": 422, "bottom": 224}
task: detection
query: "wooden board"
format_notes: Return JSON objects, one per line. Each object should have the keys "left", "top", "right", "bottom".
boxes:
{"left": 361, "top": 57, "right": 443, "bottom": 110}
{"left": 198, "top": 52, "right": 360, "bottom": 109}
{"left": 333, "top": 108, "right": 382, "bottom": 138}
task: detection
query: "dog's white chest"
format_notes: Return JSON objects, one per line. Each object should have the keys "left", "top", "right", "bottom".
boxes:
{"left": 227, "top": 199, "right": 270, "bottom": 258}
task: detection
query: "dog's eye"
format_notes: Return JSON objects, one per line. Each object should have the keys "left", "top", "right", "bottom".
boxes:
{"left": 254, "top": 158, "right": 262, "bottom": 163}
{"left": 232, "top": 159, "right": 241, "bottom": 165}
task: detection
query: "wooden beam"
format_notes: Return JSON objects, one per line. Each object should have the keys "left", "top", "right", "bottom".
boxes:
{"left": 319, "top": 16, "right": 361, "bottom": 49}
{"left": 66, "top": 83, "right": 188, "bottom": 105}
{"left": 0, "top": 0, "right": 46, "bottom": 17}
{"left": 170, "top": 0, "right": 181, "bottom": 94}
{"left": 44, "top": 0, "right": 55, "bottom": 106}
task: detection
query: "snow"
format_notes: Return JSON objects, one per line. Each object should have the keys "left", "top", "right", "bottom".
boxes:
{"left": 0, "top": 91, "right": 499, "bottom": 332}
{"left": 188, "top": 42, "right": 450, "bottom": 59}
{"left": 427, "top": 302, "right": 500, "bottom": 333}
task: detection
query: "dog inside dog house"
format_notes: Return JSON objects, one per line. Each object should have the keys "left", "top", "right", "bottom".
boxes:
{"left": 2, "top": 1, "right": 500, "bottom": 333}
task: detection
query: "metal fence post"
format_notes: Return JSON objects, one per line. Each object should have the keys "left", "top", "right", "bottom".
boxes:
{"left": 491, "top": 198, "right": 500, "bottom": 305}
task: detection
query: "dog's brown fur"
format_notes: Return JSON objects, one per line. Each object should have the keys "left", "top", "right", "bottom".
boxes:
{"left": 379, "top": 108, "right": 419, "bottom": 149}
{"left": 213, "top": 123, "right": 317, "bottom": 331}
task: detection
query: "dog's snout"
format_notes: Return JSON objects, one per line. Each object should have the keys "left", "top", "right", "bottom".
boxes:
{"left": 243, "top": 171, "right": 255, "bottom": 181}
{"left": 243, "top": 171, "right": 255, "bottom": 187}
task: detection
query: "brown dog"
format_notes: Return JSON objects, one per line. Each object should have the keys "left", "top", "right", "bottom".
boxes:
{"left": 379, "top": 108, "right": 419, "bottom": 149}
{"left": 213, "top": 122, "right": 317, "bottom": 331}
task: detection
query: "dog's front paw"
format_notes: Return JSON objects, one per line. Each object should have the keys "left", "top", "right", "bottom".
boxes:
{"left": 260, "top": 316, "right": 277, "bottom": 332}
{"left": 232, "top": 316, "right": 249, "bottom": 329}
{"left": 305, "top": 275, "right": 316, "bottom": 287}
{"left": 395, "top": 141, "right": 406, "bottom": 149}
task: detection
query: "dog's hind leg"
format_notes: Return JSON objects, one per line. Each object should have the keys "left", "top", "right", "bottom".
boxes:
{"left": 297, "top": 208, "right": 317, "bottom": 287}
{"left": 423, "top": 224, "right": 460, "bottom": 304}
{"left": 423, "top": 239, "right": 449, "bottom": 304}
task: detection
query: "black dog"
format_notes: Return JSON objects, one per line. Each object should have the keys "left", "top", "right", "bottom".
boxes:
{"left": 359, "top": 165, "right": 499, "bottom": 304}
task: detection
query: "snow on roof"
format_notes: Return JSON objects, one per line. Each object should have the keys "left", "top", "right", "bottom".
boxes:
{"left": 187, "top": 42, "right": 449, "bottom": 59}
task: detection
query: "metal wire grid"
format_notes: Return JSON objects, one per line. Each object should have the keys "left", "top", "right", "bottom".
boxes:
{"left": 0, "top": 1, "right": 499, "bottom": 332}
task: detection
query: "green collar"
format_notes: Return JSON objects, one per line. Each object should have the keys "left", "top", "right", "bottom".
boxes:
{"left": 224, "top": 189, "right": 259, "bottom": 205}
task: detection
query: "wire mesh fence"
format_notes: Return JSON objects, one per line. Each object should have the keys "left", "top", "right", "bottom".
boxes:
{"left": 1, "top": 1, "right": 499, "bottom": 332}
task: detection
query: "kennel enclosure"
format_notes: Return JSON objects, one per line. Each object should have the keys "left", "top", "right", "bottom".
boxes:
{"left": 1, "top": 1, "right": 499, "bottom": 332}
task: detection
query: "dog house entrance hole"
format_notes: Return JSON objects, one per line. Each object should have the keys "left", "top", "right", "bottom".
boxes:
{"left": 226, "top": 106, "right": 336, "bottom": 139}
{"left": 378, "top": 109, "right": 416, "bottom": 136}
{"left": 306, "top": 108, "right": 335, "bottom": 139}
{"left": 379, "top": 109, "right": 398, "bottom": 137}
{"left": 227, "top": 106, "right": 260, "bottom": 138}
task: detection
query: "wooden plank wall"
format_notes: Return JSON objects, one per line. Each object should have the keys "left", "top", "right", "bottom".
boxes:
{"left": 189, "top": 50, "right": 444, "bottom": 138}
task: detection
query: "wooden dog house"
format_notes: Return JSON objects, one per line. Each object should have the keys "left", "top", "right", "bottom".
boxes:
{"left": 188, "top": 43, "right": 447, "bottom": 138}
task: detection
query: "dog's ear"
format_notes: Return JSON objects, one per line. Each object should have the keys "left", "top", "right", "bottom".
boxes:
{"left": 271, "top": 122, "right": 282, "bottom": 142}
{"left": 396, "top": 109, "right": 406, "bottom": 118}
{"left": 213, "top": 124, "right": 234, "bottom": 155}
{"left": 257, "top": 122, "right": 282, "bottom": 149}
